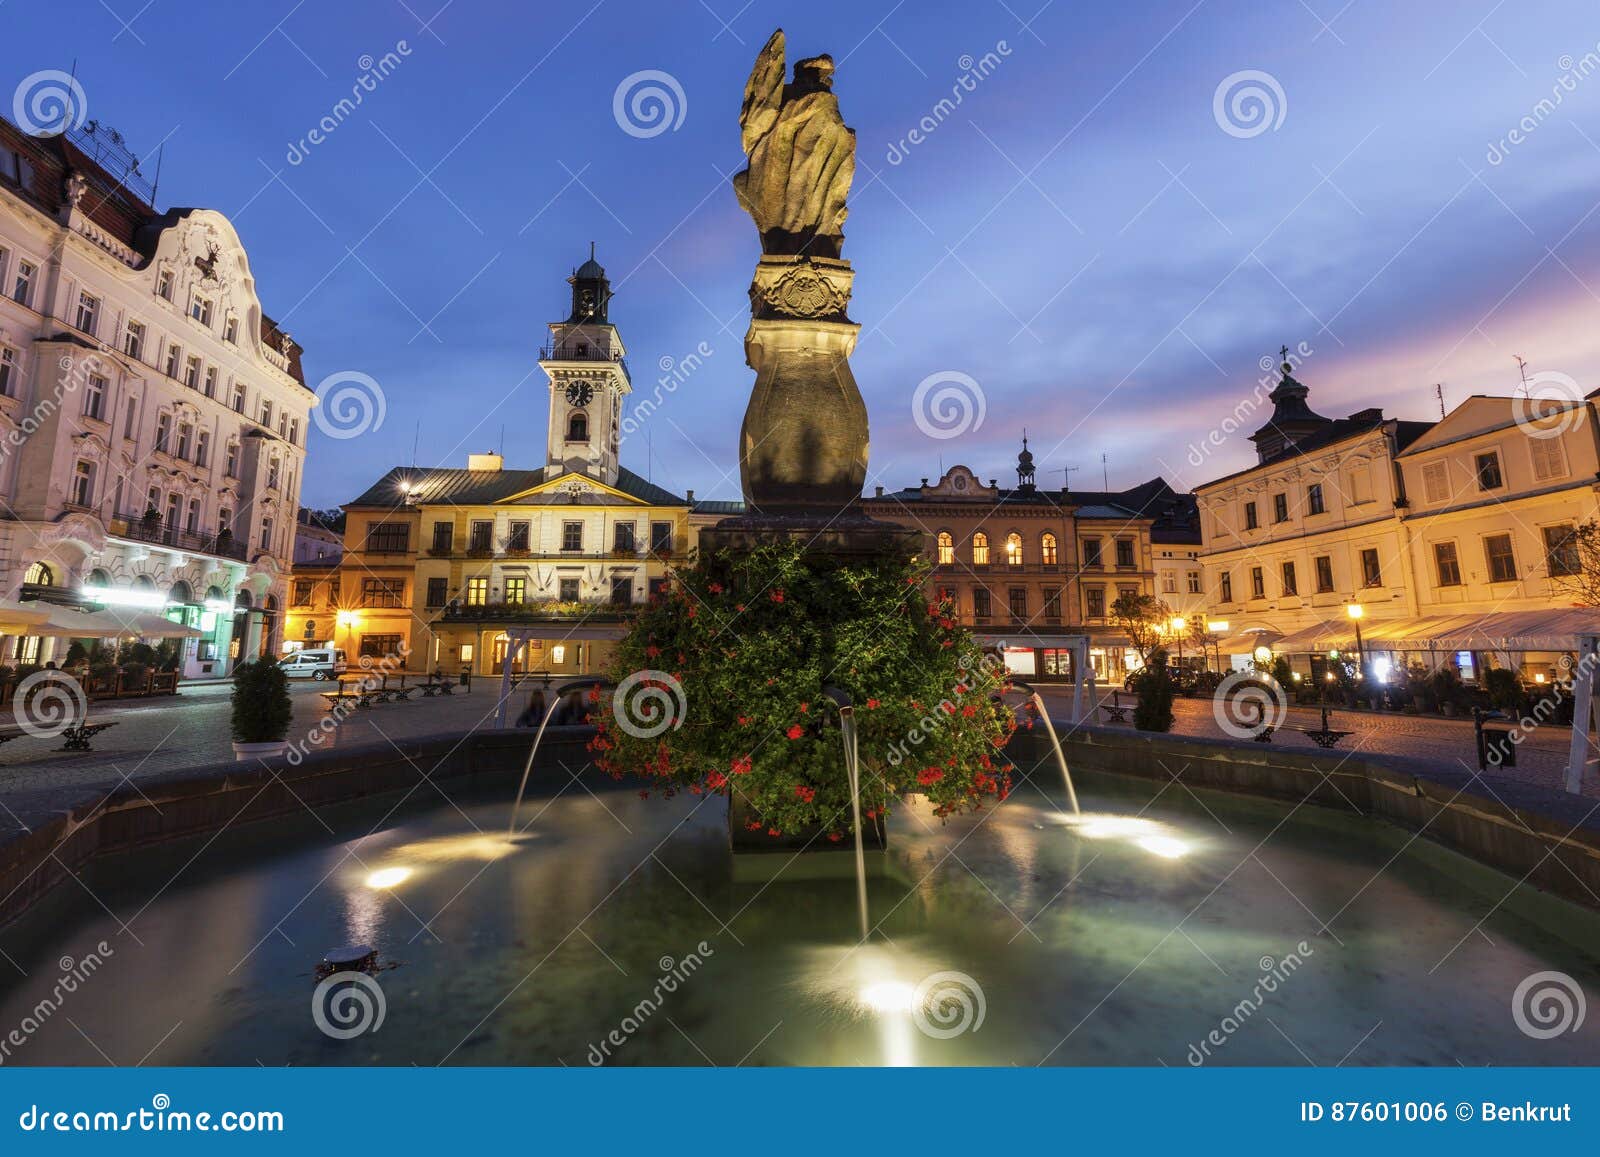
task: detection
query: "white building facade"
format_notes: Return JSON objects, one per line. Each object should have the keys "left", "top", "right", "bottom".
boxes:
{"left": 0, "top": 119, "right": 313, "bottom": 676}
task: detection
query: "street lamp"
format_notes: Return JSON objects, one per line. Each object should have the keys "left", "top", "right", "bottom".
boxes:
{"left": 1207, "top": 620, "right": 1228, "bottom": 673}
{"left": 1346, "top": 602, "right": 1365, "bottom": 677}
{"left": 1169, "top": 615, "right": 1186, "bottom": 668}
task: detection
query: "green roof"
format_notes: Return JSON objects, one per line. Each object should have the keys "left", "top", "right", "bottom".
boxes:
{"left": 345, "top": 465, "right": 685, "bottom": 509}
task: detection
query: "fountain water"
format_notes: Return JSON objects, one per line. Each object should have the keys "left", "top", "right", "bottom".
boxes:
{"left": 826, "top": 686, "right": 871, "bottom": 941}
{"left": 1025, "top": 688, "right": 1080, "bottom": 817}
{"left": 507, "top": 696, "right": 564, "bottom": 841}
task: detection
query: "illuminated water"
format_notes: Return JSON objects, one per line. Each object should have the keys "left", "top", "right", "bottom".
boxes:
{"left": 2, "top": 770, "right": 1598, "bottom": 1066}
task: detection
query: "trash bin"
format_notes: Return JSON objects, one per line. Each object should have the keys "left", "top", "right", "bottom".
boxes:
{"left": 459, "top": 667, "right": 472, "bottom": 689}
{"left": 1481, "top": 727, "right": 1516, "bottom": 768}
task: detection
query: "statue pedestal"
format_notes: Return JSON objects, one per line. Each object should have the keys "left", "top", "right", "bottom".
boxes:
{"left": 739, "top": 256, "right": 868, "bottom": 515}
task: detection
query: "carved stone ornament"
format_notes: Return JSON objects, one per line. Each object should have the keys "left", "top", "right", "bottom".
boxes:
{"left": 65, "top": 171, "right": 87, "bottom": 207}
{"left": 756, "top": 260, "right": 851, "bottom": 320}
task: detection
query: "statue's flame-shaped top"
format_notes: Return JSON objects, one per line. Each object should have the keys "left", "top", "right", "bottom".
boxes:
{"left": 733, "top": 29, "right": 856, "bottom": 260}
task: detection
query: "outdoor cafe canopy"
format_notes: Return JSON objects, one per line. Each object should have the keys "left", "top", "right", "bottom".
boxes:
{"left": 1272, "top": 608, "right": 1600, "bottom": 655}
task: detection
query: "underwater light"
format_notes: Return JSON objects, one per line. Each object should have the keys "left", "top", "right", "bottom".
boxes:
{"left": 365, "top": 867, "right": 412, "bottom": 889}
{"left": 1136, "top": 835, "right": 1189, "bottom": 859}
{"left": 859, "top": 981, "right": 918, "bottom": 1013}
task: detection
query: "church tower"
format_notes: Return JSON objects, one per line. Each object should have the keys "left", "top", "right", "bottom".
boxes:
{"left": 1250, "top": 347, "right": 1332, "bottom": 464}
{"left": 539, "top": 245, "right": 631, "bottom": 486}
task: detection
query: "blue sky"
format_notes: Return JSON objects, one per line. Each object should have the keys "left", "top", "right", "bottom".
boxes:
{"left": 9, "top": 0, "right": 1600, "bottom": 505}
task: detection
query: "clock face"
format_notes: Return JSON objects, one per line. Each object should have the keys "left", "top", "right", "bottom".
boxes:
{"left": 564, "top": 381, "right": 595, "bottom": 407}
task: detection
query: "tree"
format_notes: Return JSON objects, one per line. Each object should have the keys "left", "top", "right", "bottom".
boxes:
{"left": 1111, "top": 592, "right": 1172, "bottom": 665}
{"left": 1550, "top": 520, "right": 1600, "bottom": 607}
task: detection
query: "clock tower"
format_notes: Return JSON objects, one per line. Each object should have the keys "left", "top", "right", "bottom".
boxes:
{"left": 539, "top": 246, "right": 631, "bottom": 486}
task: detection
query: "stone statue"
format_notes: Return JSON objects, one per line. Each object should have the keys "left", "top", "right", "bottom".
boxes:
{"left": 733, "top": 29, "right": 855, "bottom": 259}
{"left": 726, "top": 29, "right": 869, "bottom": 516}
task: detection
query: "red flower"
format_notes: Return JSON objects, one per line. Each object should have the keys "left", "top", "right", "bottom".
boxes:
{"left": 767, "top": 828, "right": 782, "bottom": 838}
{"left": 731, "top": 754, "right": 753, "bottom": 776}
{"left": 771, "top": 590, "right": 785, "bottom": 603}
{"left": 917, "top": 767, "right": 944, "bottom": 786}
{"left": 828, "top": 832, "right": 843, "bottom": 843}
{"left": 786, "top": 724, "right": 805, "bottom": 740}
{"left": 746, "top": 821, "right": 762, "bottom": 831}
{"left": 736, "top": 603, "right": 746, "bottom": 612}
{"left": 961, "top": 704, "right": 977, "bottom": 718}
{"left": 708, "top": 581, "right": 724, "bottom": 595}
{"left": 866, "top": 697, "right": 880, "bottom": 709}
{"left": 706, "top": 770, "right": 728, "bottom": 789}
{"left": 737, "top": 715, "right": 751, "bottom": 726}
{"left": 799, "top": 702, "right": 809, "bottom": 713}
{"left": 645, "top": 645, "right": 661, "bottom": 658}
{"left": 794, "top": 785, "right": 816, "bottom": 803}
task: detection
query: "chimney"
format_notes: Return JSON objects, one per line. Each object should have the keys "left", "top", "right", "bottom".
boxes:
{"left": 875, "top": 486, "right": 884, "bottom": 497}
{"left": 921, "top": 477, "right": 929, "bottom": 487}
{"left": 467, "top": 451, "right": 503, "bottom": 472}
{"left": 685, "top": 489, "right": 695, "bottom": 503}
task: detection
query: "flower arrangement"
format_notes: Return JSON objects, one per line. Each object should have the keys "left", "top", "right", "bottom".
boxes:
{"left": 591, "top": 540, "right": 1017, "bottom": 841}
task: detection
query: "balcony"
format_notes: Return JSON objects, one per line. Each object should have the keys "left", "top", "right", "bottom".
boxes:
{"left": 110, "top": 514, "right": 249, "bottom": 561}
{"left": 438, "top": 600, "right": 636, "bottom": 624}
{"left": 540, "top": 344, "right": 628, "bottom": 367}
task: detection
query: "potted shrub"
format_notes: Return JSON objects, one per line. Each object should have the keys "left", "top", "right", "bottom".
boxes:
{"left": 1130, "top": 648, "right": 1177, "bottom": 732}
{"left": 231, "top": 657, "right": 293, "bottom": 760}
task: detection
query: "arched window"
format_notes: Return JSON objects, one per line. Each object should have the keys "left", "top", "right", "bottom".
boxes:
{"left": 567, "top": 411, "right": 588, "bottom": 441}
{"left": 133, "top": 575, "right": 157, "bottom": 593}
{"left": 168, "top": 581, "right": 193, "bottom": 604}
{"left": 1041, "top": 532, "right": 1058, "bottom": 566}
{"left": 971, "top": 532, "right": 989, "bottom": 566}
{"left": 23, "top": 562, "right": 53, "bottom": 587}
{"left": 87, "top": 568, "right": 111, "bottom": 587}
{"left": 1005, "top": 532, "right": 1023, "bottom": 567}
{"left": 936, "top": 531, "right": 954, "bottom": 565}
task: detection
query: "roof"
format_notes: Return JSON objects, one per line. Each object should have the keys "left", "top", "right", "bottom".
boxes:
{"left": 1198, "top": 413, "right": 1433, "bottom": 490}
{"left": 344, "top": 465, "right": 686, "bottom": 509}
{"left": 692, "top": 500, "right": 746, "bottom": 515}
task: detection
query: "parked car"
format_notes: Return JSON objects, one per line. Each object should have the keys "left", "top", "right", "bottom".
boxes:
{"left": 279, "top": 648, "right": 348, "bottom": 680}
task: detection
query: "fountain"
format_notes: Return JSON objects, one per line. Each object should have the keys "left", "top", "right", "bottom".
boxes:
{"left": 508, "top": 678, "right": 610, "bottom": 840}
{"left": 825, "top": 686, "right": 870, "bottom": 941}
{"left": 1013, "top": 681, "right": 1080, "bottom": 817}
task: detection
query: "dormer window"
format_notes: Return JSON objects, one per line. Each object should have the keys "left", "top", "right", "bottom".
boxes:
{"left": 223, "top": 316, "right": 238, "bottom": 344}
{"left": 156, "top": 269, "right": 174, "bottom": 301}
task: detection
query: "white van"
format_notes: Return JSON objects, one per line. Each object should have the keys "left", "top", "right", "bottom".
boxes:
{"left": 279, "top": 648, "right": 348, "bottom": 680}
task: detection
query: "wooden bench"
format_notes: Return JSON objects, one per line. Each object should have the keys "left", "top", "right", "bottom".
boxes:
{"left": 60, "top": 720, "right": 118, "bottom": 752}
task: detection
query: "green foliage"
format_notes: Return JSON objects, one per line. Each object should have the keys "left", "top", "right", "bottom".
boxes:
{"left": 1129, "top": 647, "right": 1176, "bottom": 732}
{"left": 231, "top": 657, "right": 292, "bottom": 743}
{"left": 1483, "top": 667, "right": 1524, "bottom": 711}
{"left": 592, "top": 541, "right": 1017, "bottom": 840}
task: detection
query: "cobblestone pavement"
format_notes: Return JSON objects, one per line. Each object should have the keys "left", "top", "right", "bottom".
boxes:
{"left": 1030, "top": 683, "right": 1593, "bottom": 797}
{"left": 0, "top": 676, "right": 1590, "bottom": 816}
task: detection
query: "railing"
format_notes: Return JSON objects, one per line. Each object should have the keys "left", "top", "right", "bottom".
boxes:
{"left": 540, "top": 345, "right": 625, "bottom": 363}
{"left": 111, "top": 515, "right": 248, "bottom": 561}
{"left": 438, "top": 601, "right": 637, "bottom": 623}
{"left": 423, "top": 548, "right": 683, "bottom": 562}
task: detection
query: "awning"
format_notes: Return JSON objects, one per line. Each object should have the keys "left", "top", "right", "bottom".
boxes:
{"left": 973, "top": 629, "right": 1090, "bottom": 648}
{"left": 23, "top": 606, "right": 203, "bottom": 639}
{"left": 0, "top": 598, "right": 55, "bottom": 634}
{"left": 1273, "top": 609, "right": 1600, "bottom": 654}
{"left": 1216, "top": 628, "right": 1283, "bottom": 654}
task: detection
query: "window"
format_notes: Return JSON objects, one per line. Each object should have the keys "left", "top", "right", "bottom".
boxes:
{"left": 1008, "top": 587, "right": 1028, "bottom": 621}
{"left": 223, "top": 316, "right": 238, "bottom": 344}
{"left": 1306, "top": 483, "right": 1324, "bottom": 515}
{"left": 611, "top": 576, "right": 633, "bottom": 606}
{"left": 359, "top": 634, "right": 404, "bottom": 659}
{"left": 277, "top": 412, "right": 287, "bottom": 437}
{"left": 288, "top": 418, "right": 299, "bottom": 445}
{"left": 432, "top": 522, "right": 453, "bottom": 554}
{"left": 83, "top": 374, "right": 107, "bottom": 421}
{"left": 190, "top": 295, "right": 212, "bottom": 326}
{"left": 1219, "top": 572, "right": 1233, "bottom": 602}
{"left": 1434, "top": 541, "right": 1462, "bottom": 586}
{"left": 224, "top": 441, "right": 239, "bottom": 478}
{"left": 506, "top": 521, "right": 530, "bottom": 551}
{"left": 650, "top": 521, "right": 673, "bottom": 553}
{"left": 231, "top": 384, "right": 246, "bottom": 413}
{"left": 156, "top": 269, "right": 173, "bottom": 301}
{"left": 13, "top": 260, "right": 35, "bottom": 307}
{"left": 567, "top": 412, "right": 588, "bottom": 441}
{"left": 266, "top": 459, "right": 281, "bottom": 489}
{"left": 176, "top": 423, "right": 193, "bottom": 460}
{"left": 146, "top": 485, "right": 161, "bottom": 516}
{"left": 1162, "top": 573, "right": 1177, "bottom": 594}
{"left": 259, "top": 516, "right": 274, "bottom": 551}
{"left": 1250, "top": 566, "right": 1265, "bottom": 599}
{"left": 1243, "top": 502, "right": 1258, "bottom": 530}
{"left": 1545, "top": 525, "right": 1580, "bottom": 577}
{"left": 1531, "top": 437, "right": 1568, "bottom": 483}
{"left": 1083, "top": 586, "right": 1104, "bottom": 618}
{"left": 469, "top": 520, "right": 493, "bottom": 553}
{"left": 937, "top": 531, "right": 954, "bottom": 565}
{"left": 561, "top": 521, "right": 583, "bottom": 552}
{"left": 1004, "top": 532, "right": 1023, "bottom": 567}
{"left": 1281, "top": 561, "right": 1297, "bottom": 596}
{"left": 260, "top": 400, "right": 273, "bottom": 428}
{"left": 1485, "top": 533, "right": 1517, "bottom": 583}
{"left": 366, "top": 522, "right": 410, "bottom": 553}
{"left": 359, "top": 578, "right": 404, "bottom": 608}
{"left": 74, "top": 291, "right": 98, "bottom": 335}
{"left": 1041, "top": 532, "right": 1057, "bottom": 565}
{"left": 1474, "top": 451, "right": 1503, "bottom": 491}
{"left": 1081, "top": 537, "right": 1101, "bottom": 567}
{"left": 425, "top": 577, "right": 448, "bottom": 607}
{"left": 1043, "top": 586, "right": 1062, "bottom": 621}
{"left": 1360, "top": 548, "right": 1382, "bottom": 587}
{"left": 154, "top": 413, "right": 171, "bottom": 452}
{"left": 558, "top": 577, "right": 580, "bottom": 602}
{"left": 293, "top": 580, "right": 314, "bottom": 607}
{"left": 614, "top": 521, "right": 636, "bottom": 552}
{"left": 1187, "top": 570, "right": 1201, "bottom": 594}
{"left": 184, "top": 356, "right": 200, "bottom": 389}
{"left": 972, "top": 532, "right": 990, "bottom": 565}
{"left": 1115, "top": 538, "right": 1135, "bottom": 567}
{"left": 124, "top": 320, "right": 145, "bottom": 360}
{"left": 70, "top": 460, "right": 94, "bottom": 507}
{"left": 165, "top": 492, "right": 181, "bottom": 531}
{"left": 973, "top": 587, "right": 993, "bottom": 621}
{"left": 0, "top": 345, "right": 14, "bottom": 396}
{"left": 195, "top": 431, "right": 209, "bottom": 467}
{"left": 505, "top": 576, "right": 527, "bottom": 604}
{"left": 1272, "top": 493, "right": 1289, "bottom": 522}
{"left": 186, "top": 500, "right": 199, "bottom": 533}
{"left": 1421, "top": 461, "right": 1450, "bottom": 504}
{"left": 163, "top": 345, "right": 181, "bottom": 378}
{"left": 219, "top": 507, "right": 233, "bottom": 536}
{"left": 458, "top": 577, "right": 486, "bottom": 606}
{"left": 1314, "top": 555, "right": 1334, "bottom": 593}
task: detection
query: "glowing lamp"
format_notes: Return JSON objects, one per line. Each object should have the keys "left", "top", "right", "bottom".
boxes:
{"left": 1346, "top": 603, "right": 1364, "bottom": 620}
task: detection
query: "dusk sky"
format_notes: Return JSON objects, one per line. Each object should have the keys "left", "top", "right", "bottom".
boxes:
{"left": 9, "top": 0, "right": 1600, "bottom": 507}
